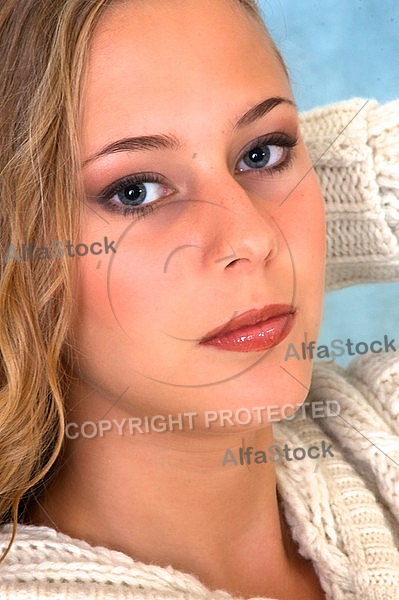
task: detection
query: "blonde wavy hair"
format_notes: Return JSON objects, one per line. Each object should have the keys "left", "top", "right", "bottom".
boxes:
{"left": 0, "top": 0, "right": 287, "bottom": 561}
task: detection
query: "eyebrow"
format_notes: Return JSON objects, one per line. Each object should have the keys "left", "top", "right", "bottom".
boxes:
{"left": 82, "top": 96, "right": 296, "bottom": 167}
{"left": 82, "top": 134, "right": 180, "bottom": 167}
{"left": 233, "top": 96, "right": 296, "bottom": 129}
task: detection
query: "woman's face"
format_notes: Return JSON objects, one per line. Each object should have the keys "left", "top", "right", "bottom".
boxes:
{"left": 73, "top": 0, "right": 325, "bottom": 429}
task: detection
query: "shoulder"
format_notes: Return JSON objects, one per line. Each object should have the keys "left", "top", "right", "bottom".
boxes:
{"left": 311, "top": 351, "right": 399, "bottom": 442}
{"left": 308, "top": 352, "right": 399, "bottom": 524}
{"left": 273, "top": 353, "right": 399, "bottom": 597}
{"left": 0, "top": 524, "right": 233, "bottom": 599}
{"left": 275, "top": 352, "right": 399, "bottom": 505}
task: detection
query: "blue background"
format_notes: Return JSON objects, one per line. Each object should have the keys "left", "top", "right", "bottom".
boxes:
{"left": 258, "top": 0, "right": 399, "bottom": 365}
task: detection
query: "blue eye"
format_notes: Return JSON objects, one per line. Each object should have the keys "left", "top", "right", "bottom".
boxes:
{"left": 239, "top": 143, "right": 284, "bottom": 170}
{"left": 93, "top": 172, "right": 175, "bottom": 220}
{"left": 113, "top": 181, "right": 167, "bottom": 206}
{"left": 236, "top": 133, "right": 298, "bottom": 174}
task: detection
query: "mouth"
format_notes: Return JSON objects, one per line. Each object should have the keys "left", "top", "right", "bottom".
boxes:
{"left": 199, "top": 303, "right": 297, "bottom": 352}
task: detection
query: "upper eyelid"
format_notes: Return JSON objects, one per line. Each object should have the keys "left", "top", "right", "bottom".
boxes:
{"left": 235, "top": 132, "right": 298, "bottom": 163}
{"left": 96, "top": 172, "right": 172, "bottom": 201}
{"left": 240, "top": 131, "right": 298, "bottom": 149}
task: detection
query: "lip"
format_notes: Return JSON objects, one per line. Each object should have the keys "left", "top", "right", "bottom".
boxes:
{"left": 199, "top": 303, "right": 297, "bottom": 352}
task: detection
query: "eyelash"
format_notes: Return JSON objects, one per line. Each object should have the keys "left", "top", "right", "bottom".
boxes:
{"left": 239, "top": 132, "right": 298, "bottom": 175}
{"left": 94, "top": 132, "right": 298, "bottom": 220}
{"left": 95, "top": 172, "right": 166, "bottom": 220}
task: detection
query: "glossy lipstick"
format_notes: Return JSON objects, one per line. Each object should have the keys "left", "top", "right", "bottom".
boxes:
{"left": 199, "top": 304, "right": 296, "bottom": 352}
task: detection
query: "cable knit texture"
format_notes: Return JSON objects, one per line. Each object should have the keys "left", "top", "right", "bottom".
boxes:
{"left": 299, "top": 98, "right": 399, "bottom": 290}
{"left": 1, "top": 98, "right": 399, "bottom": 599}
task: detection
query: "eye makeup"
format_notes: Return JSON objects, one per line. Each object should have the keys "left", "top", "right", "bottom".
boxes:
{"left": 88, "top": 130, "right": 299, "bottom": 221}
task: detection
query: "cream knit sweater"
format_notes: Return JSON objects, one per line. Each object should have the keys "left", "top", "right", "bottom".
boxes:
{"left": 1, "top": 98, "right": 399, "bottom": 600}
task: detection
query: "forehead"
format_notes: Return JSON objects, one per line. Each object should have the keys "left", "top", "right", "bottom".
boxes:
{"left": 80, "top": 0, "right": 291, "bottom": 155}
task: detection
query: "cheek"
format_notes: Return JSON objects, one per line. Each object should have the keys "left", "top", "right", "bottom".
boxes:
{"left": 282, "top": 172, "right": 325, "bottom": 276}
{"left": 298, "top": 182, "right": 326, "bottom": 338}
{"left": 273, "top": 171, "right": 326, "bottom": 329}
{"left": 303, "top": 178, "right": 326, "bottom": 279}
{"left": 69, "top": 221, "right": 189, "bottom": 375}
{"left": 70, "top": 253, "right": 117, "bottom": 357}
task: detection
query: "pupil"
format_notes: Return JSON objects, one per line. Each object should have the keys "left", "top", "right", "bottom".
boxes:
{"left": 244, "top": 144, "right": 271, "bottom": 169}
{"left": 251, "top": 148, "right": 265, "bottom": 162}
{"left": 250, "top": 146, "right": 269, "bottom": 164}
{"left": 122, "top": 184, "right": 146, "bottom": 205}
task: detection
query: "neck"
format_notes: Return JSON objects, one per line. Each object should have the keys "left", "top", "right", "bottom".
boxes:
{"left": 28, "top": 386, "right": 315, "bottom": 598}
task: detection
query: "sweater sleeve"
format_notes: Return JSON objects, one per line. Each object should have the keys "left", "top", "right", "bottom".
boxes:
{"left": 299, "top": 98, "right": 399, "bottom": 291}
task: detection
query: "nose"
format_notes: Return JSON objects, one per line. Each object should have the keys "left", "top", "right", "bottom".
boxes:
{"left": 196, "top": 175, "right": 280, "bottom": 272}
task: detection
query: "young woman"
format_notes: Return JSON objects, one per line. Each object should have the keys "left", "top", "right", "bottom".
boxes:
{"left": 1, "top": 0, "right": 399, "bottom": 598}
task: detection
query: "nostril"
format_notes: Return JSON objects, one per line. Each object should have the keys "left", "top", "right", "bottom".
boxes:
{"left": 225, "top": 257, "right": 247, "bottom": 269}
